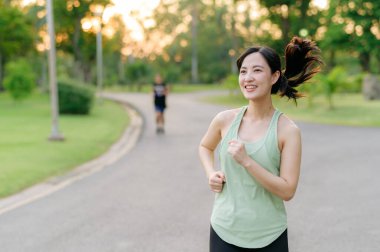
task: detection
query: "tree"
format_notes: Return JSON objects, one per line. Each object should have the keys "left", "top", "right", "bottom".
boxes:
{"left": 0, "top": 5, "right": 34, "bottom": 89}
{"left": 318, "top": 0, "right": 351, "bottom": 70}
{"left": 51, "top": 0, "right": 111, "bottom": 82}
{"left": 256, "top": 0, "right": 322, "bottom": 51}
{"left": 150, "top": 0, "right": 236, "bottom": 83}
{"left": 125, "top": 61, "right": 150, "bottom": 91}
{"left": 102, "top": 15, "right": 128, "bottom": 86}
{"left": 150, "top": 0, "right": 201, "bottom": 83}
{"left": 3, "top": 58, "right": 36, "bottom": 100}
{"left": 196, "top": 4, "right": 232, "bottom": 83}
{"left": 24, "top": 3, "right": 51, "bottom": 91}
{"left": 336, "top": 0, "right": 380, "bottom": 73}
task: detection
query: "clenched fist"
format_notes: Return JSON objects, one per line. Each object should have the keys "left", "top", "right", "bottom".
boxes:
{"left": 227, "top": 139, "right": 249, "bottom": 166}
{"left": 208, "top": 171, "right": 226, "bottom": 193}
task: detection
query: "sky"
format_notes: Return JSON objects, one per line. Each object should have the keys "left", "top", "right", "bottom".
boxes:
{"left": 312, "top": 0, "right": 328, "bottom": 9}
{"left": 103, "top": 0, "right": 160, "bottom": 41}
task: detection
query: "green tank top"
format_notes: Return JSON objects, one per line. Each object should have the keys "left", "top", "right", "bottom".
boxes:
{"left": 211, "top": 106, "right": 287, "bottom": 248}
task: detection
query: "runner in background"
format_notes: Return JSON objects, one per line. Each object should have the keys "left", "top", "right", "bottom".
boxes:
{"left": 153, "top": 73, "right": 169, "bottom": 134}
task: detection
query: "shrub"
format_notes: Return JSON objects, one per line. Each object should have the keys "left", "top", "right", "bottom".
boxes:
{"left": 57, "top": 79, "right": 94, "bottom": 115}
{"left": 312, "top": 66, "right": 348, "bottom": 109}
{"left": 298, "top": 76, "right": 321, "bottom": 108}
{"left": 337, "top": 73, "right": 363, "bottom": 93}
{"left": 223, "top": 74, "right": 239, "bottom": 95}
{"left": 3, "top": 59, "right": 36, "bottom": 100}
{"left": 125, "top": 61, "right": 151, "bottom": 91}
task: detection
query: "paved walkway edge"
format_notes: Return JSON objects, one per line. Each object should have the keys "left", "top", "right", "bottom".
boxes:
{"left": 0, "top": 95, "right": 143, "bottom": 216}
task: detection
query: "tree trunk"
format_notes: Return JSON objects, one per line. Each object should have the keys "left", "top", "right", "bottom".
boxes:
{"left": 73, "top": 17, "right": 82, "bottom": 62}
{"left": 359, "top": 52, "right": 370, "bottom": 72}
{"left": 118, "top": 57, "right": 125, "bottom": 84}
{"left": 191, "top": 2, "right": 199, "bottom": 83}
{"left": 73, "top": 16, "right": 84, "bottom": 80}
{"left": 328, "top": 50, "right": 336, "bottom": 71}
{"left": 280, "top": 5, "right": 290, "bottom": 44}
{"left": 363, "top": 74, "right": 380, "bottom": 100}
{"left": 299, "top": 0, "right": 310, "bottom": 30}
{"left": 282, "top": 18, "right": 290, "bottom": 43}
{"left": 82, "top": 63, "right": 92, "bottom": 83}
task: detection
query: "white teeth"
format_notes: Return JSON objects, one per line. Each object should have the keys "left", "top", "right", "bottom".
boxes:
{"left": 245, "top": 85, "right": 257, "bottom": 89}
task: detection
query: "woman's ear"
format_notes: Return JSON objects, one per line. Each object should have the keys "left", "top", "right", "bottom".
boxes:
{"left": 271, "top": 71, "right": 280, "bottom": 85}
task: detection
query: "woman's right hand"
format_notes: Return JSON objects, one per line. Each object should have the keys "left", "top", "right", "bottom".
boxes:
{"left": 208, "top": 171, "right": 226, "bottom": 193}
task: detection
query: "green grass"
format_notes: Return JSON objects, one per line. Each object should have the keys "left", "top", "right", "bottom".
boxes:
{"left": 0, "top": 93, "right": 129, "bottom": 198}
{"left": 203, "top": 93, "right": 380, "bottom": 127}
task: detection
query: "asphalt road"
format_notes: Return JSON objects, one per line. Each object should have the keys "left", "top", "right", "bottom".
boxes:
{"left": 0, "top": 91, "right": 379, "bottom": 252}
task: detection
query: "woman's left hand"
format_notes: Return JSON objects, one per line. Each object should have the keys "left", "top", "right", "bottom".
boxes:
{"left": 227, "top": 139, "right": 250, "bottom": 167}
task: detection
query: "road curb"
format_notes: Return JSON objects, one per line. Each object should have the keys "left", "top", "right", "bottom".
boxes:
{"left": 0, "top": 95, "right": 143, "bottom": 216}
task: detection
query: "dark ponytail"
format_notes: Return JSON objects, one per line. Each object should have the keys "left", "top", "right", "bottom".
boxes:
{"left": 236, "top": 36, "right": 323, "bottom": 102}
{"left": 278, "top": 36, "right": 323, "bottom": 100}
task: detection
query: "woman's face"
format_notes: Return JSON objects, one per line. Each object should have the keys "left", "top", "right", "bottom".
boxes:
{"left": 238, "top": 52, "right": 279, "bottom": 101}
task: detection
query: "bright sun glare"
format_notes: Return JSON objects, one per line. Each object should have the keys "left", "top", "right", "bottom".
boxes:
{"left": 23, "top": 0, "right": 160, "bottom": 41}
{"left": 104, "top": 0, "right": 160, "bottom": 41}
{"left": 312, "top": 0, "right": 328, "bottom": 9}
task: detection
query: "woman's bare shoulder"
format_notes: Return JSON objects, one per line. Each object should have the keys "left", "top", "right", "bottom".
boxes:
{"left": 214, "top": 108, "right": 241, "bottom": 125}
{"left": 211, "top": 108, "right": 240, "bottom": 135}
{"left": 278, "top": 114, "right": 301, "bottom": 138}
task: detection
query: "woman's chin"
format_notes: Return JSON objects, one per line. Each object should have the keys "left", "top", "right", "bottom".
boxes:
{"left": 243, "top": 92, "right": 269, "bottom": 101}
{"left": 243, "top": 92, "right": 258, "bottom": 100}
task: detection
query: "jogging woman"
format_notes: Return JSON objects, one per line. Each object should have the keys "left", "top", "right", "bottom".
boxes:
{"left": 199, "top": 37, "right": 322, "bottom": 251}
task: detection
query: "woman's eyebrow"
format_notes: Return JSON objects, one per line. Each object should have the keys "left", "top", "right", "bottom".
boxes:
{"left": 241, "top": 65, "right": 264, "bottom": 69}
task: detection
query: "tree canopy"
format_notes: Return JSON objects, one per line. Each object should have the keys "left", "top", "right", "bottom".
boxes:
{"left": 0, "top": 0, "right": 379, "bottom": 86}
{"left": 0, "top": 5, "right": 34, "bottom": 87}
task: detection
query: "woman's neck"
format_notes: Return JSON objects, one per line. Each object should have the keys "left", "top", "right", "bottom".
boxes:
{"left": 246, "top": 97, "right": 275, "bottom": 120}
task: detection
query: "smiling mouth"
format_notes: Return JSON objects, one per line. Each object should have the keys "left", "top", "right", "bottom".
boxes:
{"left": 244, "top": 84, "right": 258, "bottom": 91}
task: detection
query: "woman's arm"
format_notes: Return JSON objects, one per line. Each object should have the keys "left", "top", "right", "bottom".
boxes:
{"left": 199, "top": 112, "right": 227, "bottom": 192}
{"left": 228, "top": 119, "right": 301, "bottom": 201}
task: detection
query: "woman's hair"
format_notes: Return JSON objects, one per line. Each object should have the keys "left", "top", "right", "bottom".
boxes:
{"left": 236, "top": 36, "right": 323, "bottom": 101}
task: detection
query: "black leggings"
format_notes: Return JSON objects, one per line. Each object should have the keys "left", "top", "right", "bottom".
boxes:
{"left": 210, "top": 226, "right": 288, "bottom": 252}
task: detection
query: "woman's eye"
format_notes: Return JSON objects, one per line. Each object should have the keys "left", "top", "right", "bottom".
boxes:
{"left": 240, "top": 70, "right": 246, "bottom": 74}
{"left": 254, "top": 69, "right": 262, "bottom": 72}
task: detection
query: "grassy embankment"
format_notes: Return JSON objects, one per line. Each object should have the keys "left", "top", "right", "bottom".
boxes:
{"left": 0, "top": 93, "right": 129, "bottom": 198}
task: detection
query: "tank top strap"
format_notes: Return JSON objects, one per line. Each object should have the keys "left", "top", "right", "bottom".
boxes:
{"left": 235, "top": 106, "right": 248, "bottom": 125}
{"left": 268, "top": 109, "right": 282, "bottom": 130}
{"left": 221, "top": 106, "right": 247, "bottom": 146}
{"left": 229, "top": 106, "right": 247, "bottom": 133}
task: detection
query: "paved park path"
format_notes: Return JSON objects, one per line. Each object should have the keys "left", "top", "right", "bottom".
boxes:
{"left": 0, "top": 91, "right": 379, "bottom": 252}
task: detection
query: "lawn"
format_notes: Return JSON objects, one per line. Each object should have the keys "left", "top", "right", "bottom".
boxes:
{"left": 203, "top": 93, "right": 380, "bottom": 127}
{"left": 0, "top": 93, "right": 129, "bottom": 198}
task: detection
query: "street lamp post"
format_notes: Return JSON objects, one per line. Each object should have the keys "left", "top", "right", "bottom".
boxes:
{"left": 91, "top": 4, "right": 104, "bottom": 99}
{"left": 96, "top": 24, "right": 103, "bottom": 95}
{"left": 46, "top": 0, "right": 64, "bottom": 141}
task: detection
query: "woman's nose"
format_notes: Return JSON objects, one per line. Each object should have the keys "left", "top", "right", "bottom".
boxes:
{"left": 245, "top": 71, "right": 255, "bottom": 81}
